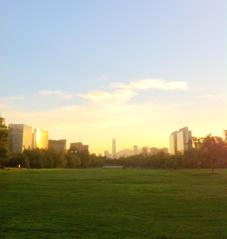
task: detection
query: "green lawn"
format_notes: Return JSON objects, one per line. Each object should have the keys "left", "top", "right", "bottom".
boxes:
{"left": 1, "top": 168, "right": 227, "bottom": 239}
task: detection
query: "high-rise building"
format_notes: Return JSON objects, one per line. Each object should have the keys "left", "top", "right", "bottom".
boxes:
{"left": 48, "top": 139, "right": 66, "bottom": 152}
{"left": 112, "top": 138, "right": 116, "bottom": 159}
{"left": 33, "top": 128, "right": 48, "bottom": 149}
{"left": 224, "top": 130, "right": 227, "bottom": 142}
{"left": 70, "top": 142, "right": 89, "bottom": 153}
{"left": 177, "top": 127, "right": 192, "bottom": 153}
{"left": 9, "top": 124, "right": 32, "bottom": 153}
{"left": 169, "top": 131, "right": 178, "bottom": 155}
{"left": 169, "top": 127, "right": 192, "bottom": 155}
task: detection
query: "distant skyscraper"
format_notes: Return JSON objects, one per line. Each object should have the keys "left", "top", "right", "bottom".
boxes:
{"left": 169, "top": 127, "right": 192, "bottom": 155}
{"left": 9, "top": 124, "right": 32, "bottom": 153}
{"left": 48, "top": 139, "right": 66, "bottom": 152}
{"left": 70, "top": 142, "right": 89, "bottom": 153}
{"left": 33, "top": 128, "right": 48, "bottom": 149}
{"left": 177, "top": 127, "right": 192, "bottom": 153}
{"left": 133, "top": 145, "right": 138, "bottom": 155}
{"left": 169, "top": 131, "right": 178, "bottom": 155}
{"left": 112, "top": 138, "right": 116, "bottom": 159}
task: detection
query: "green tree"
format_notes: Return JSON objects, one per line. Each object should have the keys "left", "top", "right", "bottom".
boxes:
{"left": 23, "top": 149, "right": 44, "bottom": 168}
{"left": 200, "top": 135, "right": 226, "bottom": 174}
{"left": 0, "top": 117, "right": 9, "bottom": 168}
{"left": 43, "top": 150, "right": 65, "bottom": 168}
{"left": 9, "top": 153, "right": 30, "bottom": 168}
{"left": 65, "top": 152, "right": 81, "bottom": 168}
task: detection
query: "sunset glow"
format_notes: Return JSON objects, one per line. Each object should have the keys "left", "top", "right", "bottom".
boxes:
{"left": 1, "top": 1, "right": 227, "bottom": 238}
{"left": 0, "top": 0, "right": 226, "bottom": 154}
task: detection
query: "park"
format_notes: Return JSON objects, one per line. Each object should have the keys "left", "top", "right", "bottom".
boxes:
{"left": 1, "top": 168, "right": 227, "bottom": 239}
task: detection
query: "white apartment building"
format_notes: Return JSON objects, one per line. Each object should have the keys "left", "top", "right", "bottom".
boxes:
{"left": 9, "top": 124, "right": 32, "bottom": 153}
{"left": 169, "top": 131, "right": 178, "bottom": 155}
{"left": 169, "top": 127, "right": 192, "bottom": 155}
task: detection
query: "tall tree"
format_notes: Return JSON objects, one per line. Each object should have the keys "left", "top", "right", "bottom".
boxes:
{"left": 200, "top": 135, "right": 226, "bottom": 174}
{"left": 0, "top": 117, "right": 9, "bottom": 168}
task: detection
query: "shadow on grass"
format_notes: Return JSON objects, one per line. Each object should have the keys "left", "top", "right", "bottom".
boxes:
{"left": 1, "top": 228, "right": 172, "bottom": 239}
{"left": 155, "top": 236, "right": 170, "bottom": 239}
{"left": 0, "top": 227, "right": 76, "bottom": 234}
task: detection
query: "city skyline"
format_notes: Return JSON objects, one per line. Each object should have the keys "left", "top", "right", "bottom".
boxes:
{"left": 3, "top": 116, "right": 227, "bottom": 155}
{"left": 1, "top": 0, "right": 226, "bottom": 154}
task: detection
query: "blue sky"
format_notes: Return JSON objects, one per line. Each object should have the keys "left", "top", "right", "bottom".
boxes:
{"left": 0, "top": 0, "right": 226, "bottom": 153}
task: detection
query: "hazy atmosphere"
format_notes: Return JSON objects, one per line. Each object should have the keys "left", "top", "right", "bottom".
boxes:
{"left": 1, "top": 1, "right": 227, "bottom": 239}
{"left": 1, "top": 0, "right": 226, "bottom": 153}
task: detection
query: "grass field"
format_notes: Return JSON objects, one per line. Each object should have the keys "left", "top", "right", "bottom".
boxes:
{"left": 1, "top": 169, "right": 227, "bottom": 239}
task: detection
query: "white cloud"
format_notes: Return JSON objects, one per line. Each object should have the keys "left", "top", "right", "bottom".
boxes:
{"left": 0, "top": 96, "right": 25, "bottom": 101}
{"left": 37, "top": 79, "right": 188, "bottom": 106}
{"left": 202, "top": 94, "right": 225, "bottom": 100}
{"left": 111, "top": 78, "right": 189, "bottom": 91}
{"left": 1, "top": 99, "right": 160, "bottom": 131}
{"left": 79, "top": 89, "right": 136, "bottom": 105}
{"left": 39, "top": 90, "right": 73, "bottom": 99}
{"left": 79, "top": 91, "right": 112, "bottom": 101}
{"left": 79, "top": 78, "right": 188, "bottom": 106}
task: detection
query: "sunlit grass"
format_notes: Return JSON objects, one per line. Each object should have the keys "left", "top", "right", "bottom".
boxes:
{"left": 1, "top": 169, "right": 227, "bottom": 239}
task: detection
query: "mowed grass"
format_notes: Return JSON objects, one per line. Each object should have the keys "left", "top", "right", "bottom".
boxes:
{"left": 1, "top": 169, "right": 227, "bottom": 239}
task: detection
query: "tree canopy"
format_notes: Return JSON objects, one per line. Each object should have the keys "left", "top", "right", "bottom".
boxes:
{"left": 0, "top": 118, "right": 9, "bottom": 168}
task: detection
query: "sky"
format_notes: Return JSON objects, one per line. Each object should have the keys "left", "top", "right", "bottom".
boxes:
{"left": 0, "top": 0, "right": 226, "bottom": 154}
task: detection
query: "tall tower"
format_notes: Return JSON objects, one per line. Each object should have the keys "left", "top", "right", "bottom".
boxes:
{"left": 112, "top": 138, "right": 116, "bottom": 159}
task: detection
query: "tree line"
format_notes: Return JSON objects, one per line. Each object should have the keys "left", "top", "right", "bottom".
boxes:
{"left": 1, "top": 120, "right": 227, "bottom": 172}
{"left": 7, "top": 149, "right": 106, "bottom": 169}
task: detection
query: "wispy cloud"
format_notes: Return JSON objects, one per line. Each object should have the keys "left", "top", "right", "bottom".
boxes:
{"left": 39, "top": 90, "right": 73, "bottom": 100}
{"left": 79, "top": 89, "right": 136, "bottom": 105}
{"left": 111, "top": 79, "right": 189, "bottom": 91}
{"left": 202, "top": 93, "right": 225, "bottom": 101}
{"left": 37, "top": 79, "right": 188, "bottom": 105}
{"left": 0, "top": 96, "right": 25, "bottom": 101}
{"left": 79, "top": 78, "right": 188, "bottom": 106}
